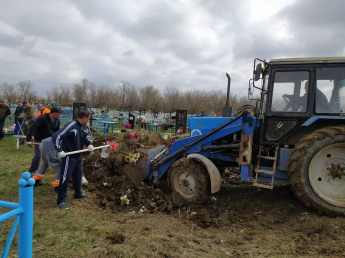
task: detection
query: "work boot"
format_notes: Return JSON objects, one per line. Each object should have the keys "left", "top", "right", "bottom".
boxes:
{"left": 74, "top": 193, "right": 90, "bottom": 199}
{"left": 58, "top": 202, "right": 69, "bottom": 210}
{"left": 34, "top": 179, "right": 43, "bottom": 187}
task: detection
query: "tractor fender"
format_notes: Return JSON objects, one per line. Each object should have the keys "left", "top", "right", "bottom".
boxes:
{"left": 187, "top": 153, "right": 222, "bottom": 194}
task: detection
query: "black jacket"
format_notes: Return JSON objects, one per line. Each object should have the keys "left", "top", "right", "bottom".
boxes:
{"left": 0, "top": 104, "right": 11, "bottom": 121}
{"left": 26, "top": 113, "right": 60, "bottom": 142}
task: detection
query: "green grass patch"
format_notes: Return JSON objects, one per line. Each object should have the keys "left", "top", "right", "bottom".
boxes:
{"left": 0, "top": 136, "right": 224, "bottom": 257}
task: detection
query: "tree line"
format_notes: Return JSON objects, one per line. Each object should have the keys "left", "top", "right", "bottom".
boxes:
{"left": 0, "top": 79, "right": 255, "bottom": 115}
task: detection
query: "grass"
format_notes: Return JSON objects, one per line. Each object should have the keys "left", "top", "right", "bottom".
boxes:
{"left": 0, "top": 136, "right": 229, "bottom": 257}
{"left": 2, "top": 135, "right": 342, "bottom": 257}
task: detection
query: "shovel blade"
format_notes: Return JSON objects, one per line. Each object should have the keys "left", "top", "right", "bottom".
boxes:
{"left": 101, "top": 147, "right": 109, "bottom": 158}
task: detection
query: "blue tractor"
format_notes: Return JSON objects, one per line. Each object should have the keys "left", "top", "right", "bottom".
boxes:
{"left": 134, "top": 57, "right": 345, "bottom": 216}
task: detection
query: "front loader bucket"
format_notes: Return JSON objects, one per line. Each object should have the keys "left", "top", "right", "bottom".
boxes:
{"left": 122, "top": 145, "right": 166, "bottom": 182}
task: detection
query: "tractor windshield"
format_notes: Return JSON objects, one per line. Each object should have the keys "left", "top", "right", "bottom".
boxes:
{"left": 271, "top": 71, "right": 309, "bottom": 112}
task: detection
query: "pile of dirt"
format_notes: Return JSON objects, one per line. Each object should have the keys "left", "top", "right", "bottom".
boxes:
{"left": 83, "top": 130, "right": 186, "bottom": 214}
{"left": 83, "top": 131, "right": 294, "bottom": 228}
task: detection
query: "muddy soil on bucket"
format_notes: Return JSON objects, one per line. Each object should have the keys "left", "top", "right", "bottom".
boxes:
{"left": 82, "top": 131, "right": 345, "bottom": 257}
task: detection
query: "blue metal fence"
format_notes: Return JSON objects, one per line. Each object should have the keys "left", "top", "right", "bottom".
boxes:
{"left": 0, "top": 172, "right": 34, "bottom": 258}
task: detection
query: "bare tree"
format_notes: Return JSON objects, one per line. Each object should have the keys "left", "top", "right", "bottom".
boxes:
{"left": 61, "top": 87, "right": 72, "bottom": 106}
{"left": 52, "top": 87, "right": 64, "bottom": 106}
{"left": 90, "top": 85, "right": 111, "bottom": 109}
{"left": 163, "top": 86, "right": 182, "bottom": 113}
{"left": 17, "top": 80, "right": 34, "bottom": 100}
{"left": 28, "top": 91, "right": 38, "bottom": 103}
{"left": 72, "top": 83, "right": 86, "bottom": 102}
{"left": 139, "top": 85, "right": 161, "bottom": 112}
{"left": 45, "top": 91, "right": 53, "bottom": 106}
{"left": 72, "top": 78, "right": 92, "bottom": 103}
{"left": 127, "top": 88, "right": 140, "bottom": 111}
{"left": 182, "top": 90, "right": 205, "bottom": 115}
{"left": 118, "top": 81, "right": 133, "bottom": 110}
{"left": 52, "top": 86, "right": 72, "bottom": 106}
{"left": 1, "top": 82, "right": 17, "bottom": 103}
{"left": 107, "top": 88, "right": 120, "bottom": 110}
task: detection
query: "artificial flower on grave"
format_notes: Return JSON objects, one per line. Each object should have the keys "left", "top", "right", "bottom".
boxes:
{"left": 123, "top": 123, "right": 132, "bottom": 128}
{"left": 106, "top": 141, "right": 119, "bottom": 153}
{"left": 177, "top": 127, "right": 184, "bottom": 133}
{"left": 129, "top": 132, "right": 139, "bottom": 143}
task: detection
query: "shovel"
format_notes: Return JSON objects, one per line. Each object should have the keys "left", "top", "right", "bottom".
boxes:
{"left": 62, "top": 144, "right": 111, "bottom": 158}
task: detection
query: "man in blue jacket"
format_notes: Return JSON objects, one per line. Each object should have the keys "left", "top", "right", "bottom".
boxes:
{"left": 52, "top": 110, "right": 94, "bottom": 210}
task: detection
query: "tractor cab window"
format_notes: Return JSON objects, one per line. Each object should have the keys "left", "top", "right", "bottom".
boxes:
{"left": 271, "top": 71, "right": 309, "bottom": 112}
{"left": 316, "top": 67, "right": 345, "bottom": 114}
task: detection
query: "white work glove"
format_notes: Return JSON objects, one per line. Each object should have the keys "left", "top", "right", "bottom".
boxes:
{"left": 88, "top": 145, "right": 95, "bottom": 152}
{"left": 58, "top": 151, "right": 66, "bottom": 158}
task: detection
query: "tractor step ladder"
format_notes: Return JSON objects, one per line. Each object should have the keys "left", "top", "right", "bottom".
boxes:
{"left": 253, "top": 146, "right": 278, "bottom": 189}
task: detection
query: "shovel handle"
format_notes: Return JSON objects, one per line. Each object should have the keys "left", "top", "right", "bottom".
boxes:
{"left": 64, "top": 144, "right": 110, "bottom": 156}
{"left": 27, "top": 142, "right": 40, "bottom": 145}
{"left": 17, "top": 121, "right": 25, "bottom": 136}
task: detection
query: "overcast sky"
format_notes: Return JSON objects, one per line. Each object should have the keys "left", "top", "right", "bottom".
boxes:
{"left": 1, "top": 0, "right": 345, "bottom": 97}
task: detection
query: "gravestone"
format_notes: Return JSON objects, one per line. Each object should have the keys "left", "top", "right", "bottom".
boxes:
{"left": 175, "top": 110, "right": 187, "bottom": 133}
{"left": 73, "top": 102, "right": 87, "bottom": 120}
{"left": 128, "top": 113, "right": 135, "bottom": 129}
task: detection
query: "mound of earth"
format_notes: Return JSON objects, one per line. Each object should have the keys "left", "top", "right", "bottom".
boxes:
{"left": 83, "top": 131, "right": 187, "bottom": 214}
{"left": 82, "top": 131, "right": 305, "bottom": 228}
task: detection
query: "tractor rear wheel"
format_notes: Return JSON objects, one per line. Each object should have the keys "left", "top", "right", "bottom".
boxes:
{"left": 168, "top": 158, "right": 210, "bottom": 204}
{"left": 289, "top": 126, "right": 345, "bottom": 216}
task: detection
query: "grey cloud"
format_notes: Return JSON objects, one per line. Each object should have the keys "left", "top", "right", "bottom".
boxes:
{"left": 0, "top": 34, "right": 24, "bottom": 47}
{"left": 1, "top": 0, "right": 345, "bottom": 98}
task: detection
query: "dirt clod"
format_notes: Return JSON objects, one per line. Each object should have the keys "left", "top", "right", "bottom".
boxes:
{"left": 106, "top": 233, "right": 125, "bottom": 244}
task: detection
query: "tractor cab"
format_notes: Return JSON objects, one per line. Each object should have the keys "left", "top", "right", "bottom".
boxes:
{"left": 250, "top": 57, "right": 345, "bottom": 146}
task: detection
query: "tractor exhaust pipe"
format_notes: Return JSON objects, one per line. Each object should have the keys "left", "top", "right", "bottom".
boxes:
{"left": 221, "top": 73, "right": 232, "bottom": 117}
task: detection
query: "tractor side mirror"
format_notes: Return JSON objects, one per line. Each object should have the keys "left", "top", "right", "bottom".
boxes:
{"left": 254, "top": 63, "right": 262, "bottom": 81}
{"left": 248, "top": 79, "right": 254, "bottom": 96}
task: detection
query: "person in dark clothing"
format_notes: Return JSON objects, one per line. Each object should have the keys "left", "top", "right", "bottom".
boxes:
{"left": 282, "top": 81, "right": 328, "bottom": 112}
{"left": 26, "top": 107, "right": 62, "bottom": 178}
{"left": 0, "top": 99, "right": 11, "bottom": 140}
{"left": 14, "top": 101, "right": 24, "bottom": 136}
{"left": 52, "top": 110, "right": 94, "bottom": 210}
{"left": 22, "top": 101, "right": 35, "bottom": 135}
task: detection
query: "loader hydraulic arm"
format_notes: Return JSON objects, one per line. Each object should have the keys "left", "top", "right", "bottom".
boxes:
{"left": 155, "top": 110, "right": 249, "bottom": 167}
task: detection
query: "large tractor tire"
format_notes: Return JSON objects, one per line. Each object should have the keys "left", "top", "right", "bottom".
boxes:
{"left": 168, "top": 158, "right": 210, "bottom": 204}
{"left": 289, "top": 126, "right": 345, "bottom": 216}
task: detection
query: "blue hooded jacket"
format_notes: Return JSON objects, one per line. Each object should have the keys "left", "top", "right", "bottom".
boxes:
{"left": 52, "top": 119, "right": 92, "bottom": 156}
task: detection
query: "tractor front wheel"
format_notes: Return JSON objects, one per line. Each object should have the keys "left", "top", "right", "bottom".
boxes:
{"left": 168, "top": 158, "right": 210, "bottom": 204}
{"left": 289, "top": 126, "right": 345, "bottom": 216}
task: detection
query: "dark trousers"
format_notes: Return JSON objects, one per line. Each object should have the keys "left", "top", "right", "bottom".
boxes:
{"left": 57, "top": 155, "right": 83, "bottom": 205}
{"left": 140, "top": 123, "right": 147, "bottom": 130}
{"left": 29, "top": 143, "right": 41, "bottom": 173}
{"left": 0, "top": 121, "right": 4, "bottom": 139}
